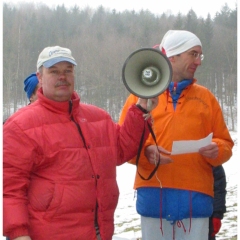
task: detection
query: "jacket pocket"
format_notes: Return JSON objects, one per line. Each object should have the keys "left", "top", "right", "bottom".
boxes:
{"left": 28, "top": 179, "right": 64, "bottom": 220}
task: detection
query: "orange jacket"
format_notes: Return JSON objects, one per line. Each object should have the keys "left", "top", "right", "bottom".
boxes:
{"left": 119, "top": 80, "right": 234, "bottom": 197}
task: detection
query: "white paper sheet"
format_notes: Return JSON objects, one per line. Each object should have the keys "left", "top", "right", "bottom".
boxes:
{"left": 171, "top": 132, "right": 213, "bottom": 155}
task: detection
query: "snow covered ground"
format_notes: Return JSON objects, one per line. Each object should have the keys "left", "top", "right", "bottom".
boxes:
{"left": 114, "top": 131, "right": 238, "bottom": 240}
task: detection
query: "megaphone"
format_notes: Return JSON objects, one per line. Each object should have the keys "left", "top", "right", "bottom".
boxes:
{"left": 122, "top": 48, "right": 172, "bottom": 98}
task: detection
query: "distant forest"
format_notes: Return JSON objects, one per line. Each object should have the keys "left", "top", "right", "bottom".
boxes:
{"left": 2, "top": 2, "right": 237, "bottom": 130}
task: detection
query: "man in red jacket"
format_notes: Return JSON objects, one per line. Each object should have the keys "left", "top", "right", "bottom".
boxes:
{"left": 3, "top": 46, "right": 158, "bottom": 240}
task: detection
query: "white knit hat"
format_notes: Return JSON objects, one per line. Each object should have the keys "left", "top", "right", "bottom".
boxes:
{"left": 159, "top": 30, "right": 202, "bottom": 57}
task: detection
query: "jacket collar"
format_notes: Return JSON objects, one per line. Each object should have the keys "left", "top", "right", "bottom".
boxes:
{"left": 37, "top": 88, "right": 80, "bottom": 115}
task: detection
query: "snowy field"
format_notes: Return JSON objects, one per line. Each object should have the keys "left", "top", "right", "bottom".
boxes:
{"left": 114, "top": 131, "right": 238, "bottom": 240}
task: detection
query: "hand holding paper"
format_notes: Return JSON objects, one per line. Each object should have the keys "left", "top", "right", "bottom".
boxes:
{"left": 171, "top": 133, "right": 213, "bottom": 155}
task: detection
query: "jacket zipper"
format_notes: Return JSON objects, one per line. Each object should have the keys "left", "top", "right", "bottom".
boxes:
{"left": 69, "top": 100, "right": 101, "bottom": 238}
{"left": 69, "top": 100, "right": 87, "bottom": 148}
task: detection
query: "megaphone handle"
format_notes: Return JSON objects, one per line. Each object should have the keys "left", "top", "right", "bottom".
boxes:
{"left": 147, "top": 99, "right": 152, "bottom": 112}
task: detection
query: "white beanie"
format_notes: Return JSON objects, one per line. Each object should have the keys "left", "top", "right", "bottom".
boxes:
{"left": 159, "top": 30, "right": 202, "bottom": 57}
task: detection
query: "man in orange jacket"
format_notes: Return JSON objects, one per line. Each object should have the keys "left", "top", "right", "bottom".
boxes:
{"left": 119, "top": 30, "right": 233, "bottom": 240}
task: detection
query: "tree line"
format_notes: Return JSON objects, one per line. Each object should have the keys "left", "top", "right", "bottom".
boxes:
{"left": 2, "top": 2, "right": 237, "bottom": 130}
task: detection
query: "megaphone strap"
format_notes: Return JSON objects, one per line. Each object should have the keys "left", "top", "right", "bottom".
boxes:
{"left": 136, "top": 99, "right": 153, "bottom": 120}
{"left": 136, "top": 121, "right": 160, "bottom": 181}
{"left": 135, "top": 104, "right": 149, "bottom": 114}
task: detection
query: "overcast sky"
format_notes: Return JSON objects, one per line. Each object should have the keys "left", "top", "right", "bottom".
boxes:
{"left": 3, "top": 0, "right": 237, "bottom": 18}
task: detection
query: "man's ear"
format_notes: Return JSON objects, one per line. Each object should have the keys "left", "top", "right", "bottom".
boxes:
{"left": 168, "top": 56, "right": 175, "bottom": 63}
{"left": 29, "top": 95, "right": 34, "bottom": 103}
{"left": 36, "top": 72, "right": 42, "bottom": 84}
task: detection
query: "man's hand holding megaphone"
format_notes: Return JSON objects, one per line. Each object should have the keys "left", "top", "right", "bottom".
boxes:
{"left": 135, "top": 97, "right": 159, "bottom": 121}
{"left": 136, "top": 97, "right": 159, "bottom": 112}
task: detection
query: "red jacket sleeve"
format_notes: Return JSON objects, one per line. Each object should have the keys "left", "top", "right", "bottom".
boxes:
{"left": 3, "top": 120, "right": 34, "bottom": 238}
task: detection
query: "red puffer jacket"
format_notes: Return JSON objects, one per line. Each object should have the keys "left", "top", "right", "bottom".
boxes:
{"left": 3, "top": 90, "right": 150, "bottom": 240}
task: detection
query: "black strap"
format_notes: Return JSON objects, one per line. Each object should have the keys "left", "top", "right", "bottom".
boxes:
{"left": 136, "top": 121, "right": 160, "bottom": 180}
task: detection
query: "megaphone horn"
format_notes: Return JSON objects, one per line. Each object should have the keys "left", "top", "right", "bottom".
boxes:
{"left": 122, "top": 48, "right": 172, "bottom": 98}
